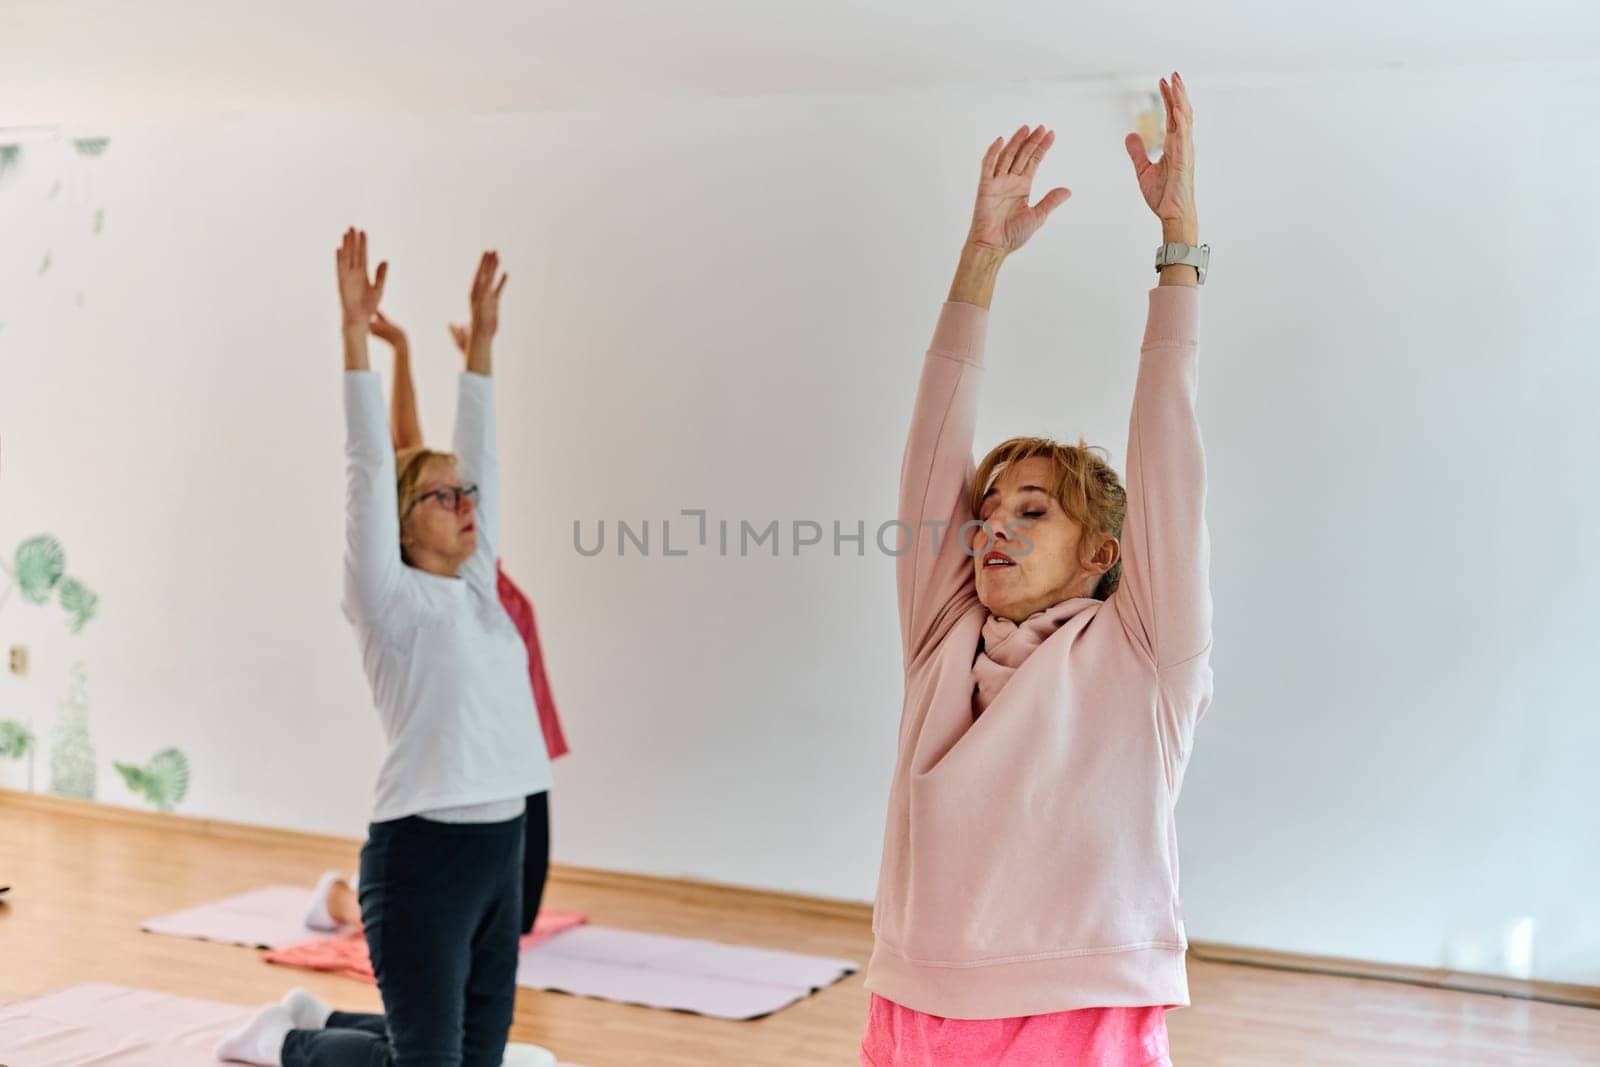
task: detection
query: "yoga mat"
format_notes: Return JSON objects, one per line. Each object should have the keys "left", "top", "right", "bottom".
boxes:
{"left": 141, "top": 885, "right": 343, "bottom": 950}
{"left": 0, "top": 984, "right": 584, "bottom": 1067}
{"left": 266, "top": 909, "right": 589, "bottom": 982}
{"left": 515, "top": 926, "right": 858, "bottom": 1020}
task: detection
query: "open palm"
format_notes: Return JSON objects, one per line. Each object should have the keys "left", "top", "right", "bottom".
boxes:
{"left": 967, "top": 125, "right": 1072, "bottom": 256}
{"left": 467, "top": 251, "right": 508, "bottom": 342}
{"left": 335, "top": 228, "right": 387, "bottom": 328}
{"left": 1124, "top": 73, "right": 1196, "bottom": 226}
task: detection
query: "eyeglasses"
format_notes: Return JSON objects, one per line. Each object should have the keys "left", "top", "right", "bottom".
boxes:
{"left": 405, "top": 483, "right": 479, "bottom": 519}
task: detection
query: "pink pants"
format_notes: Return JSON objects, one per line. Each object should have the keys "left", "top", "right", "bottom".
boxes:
{"left": 861, "top": 994, "right": 1174, "bottom": 1067}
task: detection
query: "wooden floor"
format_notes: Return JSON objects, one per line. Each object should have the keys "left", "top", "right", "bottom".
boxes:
{"left": 2, "top": 795, "right": 1597, "bottom": 1067}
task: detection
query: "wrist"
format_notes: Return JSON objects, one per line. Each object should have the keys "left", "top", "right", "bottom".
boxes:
{"left": 960, "top": 240, "right": 1008, "bottom": 267}
{"left": 949, "top": 241, "right": 1006, "bottom": 309}
{"left": 1161, "top": 220, "right": 1199, "bottom": 245}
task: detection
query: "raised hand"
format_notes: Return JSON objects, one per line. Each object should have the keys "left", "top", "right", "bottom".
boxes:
{"left": 369, "top": 309, "right": 408, "bottom": 350}
{"left": 448, "top": 322, "right": 470, "bottom": 360}
{"left": 466, "top": 251, "right": 508, "bottom": 347}
{"left": 966, "top": 126, "right": 1072, "bottom": 257}
{"left": 1124, "top": 72, "right": 1197, "bottom": 237}
{"left": 336, "top": 228, "right": 387, "bottom": 329}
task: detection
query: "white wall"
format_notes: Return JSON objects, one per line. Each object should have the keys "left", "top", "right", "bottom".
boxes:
{"left": 3, "top": 64, "right": 1597, "bottom": 983}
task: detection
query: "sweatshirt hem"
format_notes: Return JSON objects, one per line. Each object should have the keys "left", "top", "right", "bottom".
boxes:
{"left": 372, "top": 773, "right": 551, "bottom": 825}
{"left": 864, "top": 939, "right": 1190, "bottom": 1020}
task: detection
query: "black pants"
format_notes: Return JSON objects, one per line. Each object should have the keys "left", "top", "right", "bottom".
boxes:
{"left": 519, "top": 792, "right": 550, "bottom": 935}
{"left": 286, "top": 793, "right": 556, "bottom": 1067}
{"left": 281, "top": 811, "right": 521, "bottom": 1067}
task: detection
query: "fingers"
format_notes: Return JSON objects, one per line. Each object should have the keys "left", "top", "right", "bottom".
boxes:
{"left": 1124, "top": 133, "right": 1151, "bottom": 175}
{"left": 1161, "top": 72, "right": 1194, "bottom": 135}
{"left": 1033, "top": 187, "right": 1072, "bottom": 219}
{"left": 1172, "top": 71, "right": 1194, "bottom": 124}
{"left": 471, "top": 251, "right": 497, "bottom": 300}
{"left": 979, "top": 136, "right": 1003, "bottom": 178}
{"left": 1011, "top": 125, "right": 1050, "bottom": 176}
{"left": 994, "top": 125, "right": 1030, "bottom": 176}
{"left": 1020, "top": 129, "right": 1055, "bottom": 178}
{"left": 494, "top": 273, "right": 508, "bottom": 297}
{"left": 373, "top": 260, "right": 388, "bottom": 303}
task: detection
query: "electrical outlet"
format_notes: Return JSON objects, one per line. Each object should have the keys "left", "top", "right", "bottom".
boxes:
{"left": 7, "top": 645, "right": 27, "bottom": 677}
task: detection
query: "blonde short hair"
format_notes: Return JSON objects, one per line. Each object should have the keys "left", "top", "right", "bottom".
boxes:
{"left": 395, "top": 447, "right": 460, "bottom": 527}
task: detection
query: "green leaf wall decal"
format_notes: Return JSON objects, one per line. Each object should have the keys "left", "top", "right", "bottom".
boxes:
{"left": 116, "top": 747, "right": 190, "bottom": 812}
{"left": 57, "top": 576, "right": 98, "bottom": 633}
{"left": 14, "top": 535, "right": 66, "bottom": 604}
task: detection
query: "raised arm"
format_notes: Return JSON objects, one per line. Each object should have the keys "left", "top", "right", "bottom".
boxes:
{"left": 454, "top": 251, "right": 508, "bottom": 588}
{"left": 371, "top": 311, "right": 424, "bottom": 453}
{"left": 898, "top": 127, "right": 1071, "bottom": 666}
{"left": 1109, "top": 73, "right": 1212, "bottom": 674}
{"left": 335, "top": 228, "right": 404, "bottom": 624}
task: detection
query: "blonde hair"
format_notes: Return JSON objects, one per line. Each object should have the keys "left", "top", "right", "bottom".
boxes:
{"left": 970, "top": 435, "right": 1127, "bottom": 600}
{"left": 395, "top": 446, "right": 459, "bottom": 528}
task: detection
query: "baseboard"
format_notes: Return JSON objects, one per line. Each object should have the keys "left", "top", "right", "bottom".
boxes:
{"left": 1187, "top": 941, "right": 1600, "bottom": 1010}
{"left": 0, "top": 787, "right": 874, "bottom": 924}
{"left": 7, "top": 788, "right": 1593, "bottom": 1008}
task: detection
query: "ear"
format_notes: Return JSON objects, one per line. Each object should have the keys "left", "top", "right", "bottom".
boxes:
{"left": 1090, "top": 535, "right": 1120, "bottom": 576}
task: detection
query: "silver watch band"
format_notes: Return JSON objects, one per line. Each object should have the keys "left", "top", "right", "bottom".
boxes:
{"left": 1155, "top": 242, "right": 1209, "bottom": 285}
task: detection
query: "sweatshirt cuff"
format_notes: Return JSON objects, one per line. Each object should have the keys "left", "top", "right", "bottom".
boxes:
{"left": 929, "top": 301, "right": 988, "bottom": 367}
{"left": 1142, "top": 285, "right": 1200, "bottom": 349}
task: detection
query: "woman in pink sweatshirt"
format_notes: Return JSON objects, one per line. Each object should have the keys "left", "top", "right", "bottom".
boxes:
{"left": 862, "top": 72, "right": 1211, "bottom": 1067}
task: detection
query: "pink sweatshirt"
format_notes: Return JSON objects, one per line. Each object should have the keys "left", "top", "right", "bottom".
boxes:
{"left": 865, "top": 286, "right": 1213, "bottom": 1021}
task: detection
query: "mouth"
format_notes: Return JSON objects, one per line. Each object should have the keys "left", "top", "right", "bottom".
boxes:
{"left": 981, "top": 550, "right": 1016, "bottom": 570}
{"left": 461, "top": 523, "right": 476, "bottom": 534}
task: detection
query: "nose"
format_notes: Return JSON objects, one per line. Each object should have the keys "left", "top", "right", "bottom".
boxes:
{"left": 458, "top": 491, "right": 476, "bottom": 517}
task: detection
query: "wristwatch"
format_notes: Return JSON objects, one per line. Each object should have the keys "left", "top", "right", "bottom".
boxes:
{"left": 1155, "top": 242, "right": 1209, "bottom": 285}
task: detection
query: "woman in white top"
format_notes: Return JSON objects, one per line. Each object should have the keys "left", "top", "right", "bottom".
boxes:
{"left": 217, "top": 231, "right": 552, "bottom": 1067}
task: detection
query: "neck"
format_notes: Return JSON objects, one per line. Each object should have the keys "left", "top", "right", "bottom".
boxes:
{"left": 992, "top": 575, "right": 1095, "bottom": 623}
{"left": 405, "top": 548, "right": 462, "bottom": 579}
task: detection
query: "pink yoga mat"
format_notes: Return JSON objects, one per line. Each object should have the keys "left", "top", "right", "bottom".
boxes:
{"left": 265, "top": 910, "right": 589, "bottom": 982}
{"left": 0, "top": 984, "right": 244, "bottom": 1066}
{"left": 0, "top": 985, "right": 585, "bottom": 1067}
{"left": 141, "top": 885, "right": 344, "bottom": 949}
{"left": 515, "top": 926, "right": 858, "bottom": 1020}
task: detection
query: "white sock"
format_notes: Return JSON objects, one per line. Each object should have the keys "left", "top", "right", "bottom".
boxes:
{"left": 501, "top": 1043, "right": 558, "bottom": 1067}
{"left": 215, "top": 1003, "right": 292, "bottom": 1065}
{"left": 303, "top": 870, "right": 346, "bottom": 932}
{"left": 279, "top": 987, "right": 333, "bottom": 1030}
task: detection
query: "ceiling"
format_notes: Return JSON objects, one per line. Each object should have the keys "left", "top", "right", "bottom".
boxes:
{"left": 3, "top": 0, "right": 1598, "bottom": 125}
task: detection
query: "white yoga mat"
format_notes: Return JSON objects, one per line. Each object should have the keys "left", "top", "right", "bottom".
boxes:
{"left": 516, "top": 925, "right": 858, "bottom": 1020}
{"left": 141, "top": 885, "right": 344, "bottom": 949}
{"left": 0, "top": 984, "right": 580, "bottom": 1067}
{"left": 141, "top": 888, "right": 857, "bottom": 1020}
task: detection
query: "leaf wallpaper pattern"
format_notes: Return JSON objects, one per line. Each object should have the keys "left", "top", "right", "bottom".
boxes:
{"left": 2, "top": 133, "right": 188, "bottom": 813}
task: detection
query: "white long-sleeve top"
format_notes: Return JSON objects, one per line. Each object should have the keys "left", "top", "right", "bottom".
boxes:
{"left": 342, "top": 370, "right": 551, "bottom": 823}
